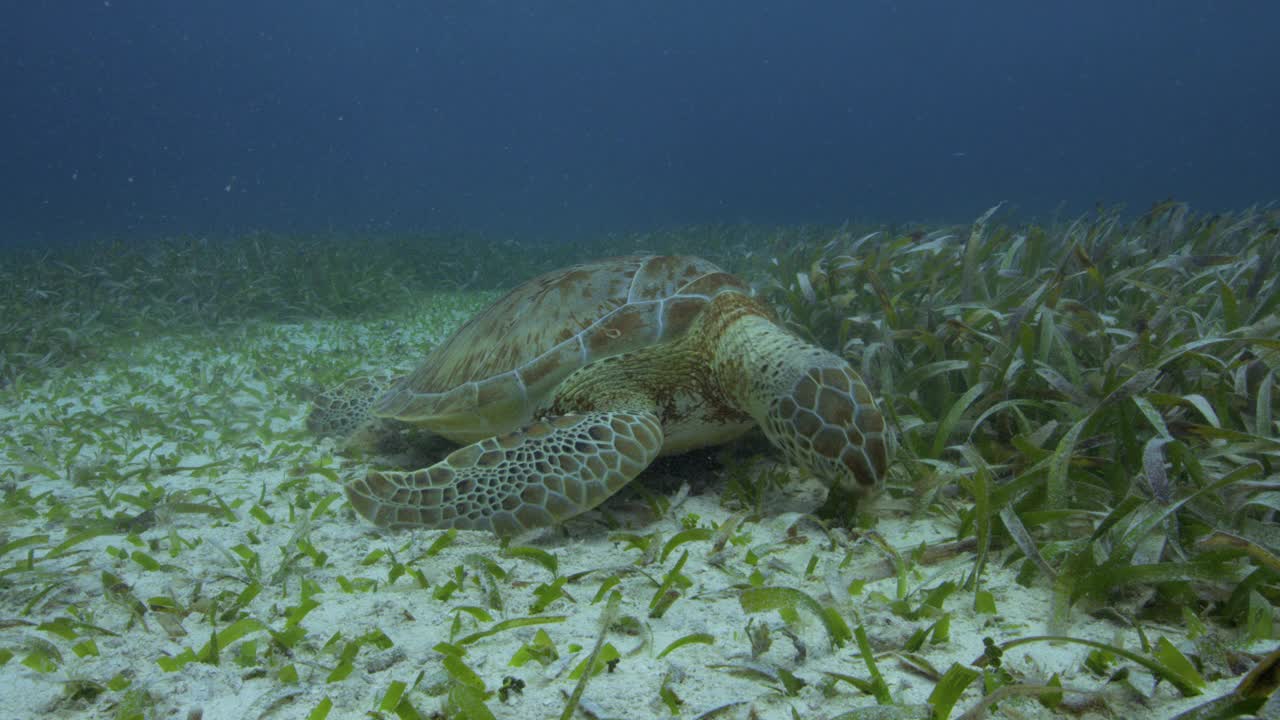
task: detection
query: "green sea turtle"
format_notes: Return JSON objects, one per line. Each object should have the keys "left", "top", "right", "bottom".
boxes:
{"left": 312, "top": 255, "right": 890, "bottom": 535}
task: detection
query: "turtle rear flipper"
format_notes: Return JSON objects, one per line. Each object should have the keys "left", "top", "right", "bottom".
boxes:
{"left": 345, "top": 411, "right": 663, "bottom": 536}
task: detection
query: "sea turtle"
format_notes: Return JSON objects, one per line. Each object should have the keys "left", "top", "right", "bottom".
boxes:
{"left": 311, "top": 255, "right": 890, "bottom": 536}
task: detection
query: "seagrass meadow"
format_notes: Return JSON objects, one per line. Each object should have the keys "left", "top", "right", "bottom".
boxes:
{"left": 1, "top": 203, "right": 1278, "bottom": 720}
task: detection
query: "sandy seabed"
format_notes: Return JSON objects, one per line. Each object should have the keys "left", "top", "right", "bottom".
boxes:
{"left": 0, "top": 301, "right": 1241, "bottom": 720}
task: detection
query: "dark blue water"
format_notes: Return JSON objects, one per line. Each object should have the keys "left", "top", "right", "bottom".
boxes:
{"left": 3, "top": 1, "right": 1277, "bottom": 243}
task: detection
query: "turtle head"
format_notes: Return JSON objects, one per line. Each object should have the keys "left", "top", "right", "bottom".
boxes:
{"left": 307, "top": 374, "right": 401, "bottom": 450}
{"left": 758, "top": 357, "right": 890, "bottom": 497}
{"left": 707, "top": 301, "right": 891, "bottom": 502}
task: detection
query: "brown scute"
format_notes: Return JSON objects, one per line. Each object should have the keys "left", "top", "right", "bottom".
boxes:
{"left": 395, "top": 507, "right": 421, "bottom": 526}
{"left": 586, "top": 456, "right": 607, "bottom": 476}
{"left": 866, "top": 437, "right": 888, "bottom": 474}
{"left": 614, "top": 436, "right": 644, "bottom": 463}
{"left": 520, "top": 484, "right": 547, "bottom": 506}
{"left": 841, "top": 448, "right": 876, "bottom": 486}
{"left": 820, "top": 368, "right": 852, "bottom": 393}
{"left": 812, "top": 427, "right": 846, "bottom": 459}
{"left": 634, "top": 417, "right": 661, "bottom": 446}
{"left": 545, "top": 491, "right": 578, "bottom": 519}
{"left": 853, "top": 382, "right": 873, "bottom": 405}
{"left": 631, "top": 256, "right": 693, "bottom": 301}
{"left": 794, "top": 375, "right": 818, "bottom": 408}
{"left": 373, "top": 504, "right": 397, "bottom": 526}
{"left": 391, "top": 488, "right": 415, "bottom": 505}
{"left": 845, "top": 424, "right": 865, "bottom": 447}
{"left": 520, "top": 342, "right": 575, "bottom": 388}
{"left": 501, "top": 494, "right": 521, "bottom": 510}
{"left": 585, "top": 306, "right": 652, "bottom": 354}
{"left": 856, "top": 406, "right": 885, "bottom": 433}
{"left": 551, "top": 414, "right": 580, "bottom": 428}
{"left": 816, "top": 388, "right": 854, "bottom": 426}
{"left": 550, "top": 268, "right": 593, "bottom": 294}
{"left": 556, "top": 455, "right": 581, "bottom": 473}
{"left": 794, "top": 409, "right": 823, "bottom": 437}
{"left": 396, "top": 260, "right": 621, "bottom": 391}
{"left": 587, "top": 425, "right": 611, "bottom": 442}
{"left": 777, "top": 397, "right": 798, "bottom": 418}
{"left": 428, "top": 466, "right": 454, "bottom": 486}
{"left": 497, "top": 431, "right": 522, "bottom": 449}
{"left": 393, "top": 256, "right": 737, "bottom": 407}
{"left": 477, "top": 450, "right": 504, "bottom": 468}
{"left": 544, "top": 475, "right": 565, "bottom": 494}
{"left": 661, "top": 297, "right": 708, "bottom": 338}
{"left": 456, "top": 478, "right": 476, "bottom": 494}
{"left": 525, "top": 421, "right": 553, "bottom": 438}
{"left": 364, "top": 472, "right": 395, "bottom": 498}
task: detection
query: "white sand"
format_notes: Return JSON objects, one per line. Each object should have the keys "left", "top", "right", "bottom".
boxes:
{"left": 0, "top": 303, "right": 1242, "bottom": 719}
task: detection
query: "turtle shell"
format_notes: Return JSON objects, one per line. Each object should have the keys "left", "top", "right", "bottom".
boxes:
{"left": 373, "top": 255, "right": 750, "bottom": 441}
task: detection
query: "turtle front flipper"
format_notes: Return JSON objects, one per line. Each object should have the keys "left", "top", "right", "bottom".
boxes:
{"left": 345, "top": 411, "right": 663, "bottom": 535}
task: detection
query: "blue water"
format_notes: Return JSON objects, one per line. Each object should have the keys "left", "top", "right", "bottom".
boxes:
{"left": 3, "top": 1, "right": 1277, "bottom": 243}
